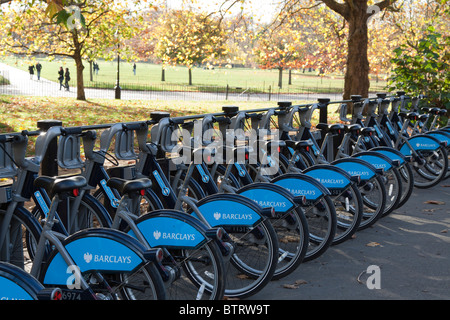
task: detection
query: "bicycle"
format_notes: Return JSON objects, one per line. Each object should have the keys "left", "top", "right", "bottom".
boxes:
{"left": 94, "top": 119, "right": 280, "bottom": 299}
{"left": 30, "top": 123, "right": 227, "bottom": 300}
{"left": 360, "top": 93, "right": 448, "bottom": 188}
{"left": 0, "top": 131, "right": 166, "bottom": 300}
{"left": 199, "top": 107, "right": 337, "bottom": 261}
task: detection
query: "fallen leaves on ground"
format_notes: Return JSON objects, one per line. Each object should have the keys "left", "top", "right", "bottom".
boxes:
{"left": 424, "top": 200, "right": 445, "bottom": 205}
{"left": 366, "top": 241, "right": 382, "bottom": 247}
{"left": 282, "top": 279, "right": 308, "bottom": 289}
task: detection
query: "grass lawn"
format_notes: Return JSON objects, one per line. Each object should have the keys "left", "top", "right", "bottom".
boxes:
{"left": 1, "top": 95, "right": 336, "bottom": 131}
{"left": 0, "top": 56, "right": 388, "bottom": 93}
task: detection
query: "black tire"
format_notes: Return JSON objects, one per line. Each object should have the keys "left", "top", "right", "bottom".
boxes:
{"left": 93, "top": 187, "right": 163, "bottom": 218}
{"left": 0, "top": 206, "right": 42, "bottom": 269}
{"left": 358, "top": 175, "right": 386, "bottom": 230}
{"left": 32, "top": 193, "right": 113, "bottom": 233}
{"left": 223, "top": 219, "right": 278, "bottom": 299}
{"left": 332, "top": 183, "right": 363, "bottom": 245}
{"left": 397, "top": 163, "right": 414, "bottom": 208}
{"left": 270, "top": 206, "right": 309, "bottom": 280}
{"left": 411, "top": 146, "right": 448, "bottom": 188}
{"left": 381, "top": 167, "right": 403, "bottom": 217}
{"left": 165, "top": 241, "right": 226, "bottom": 300}
{"left": 303, "top": 194, "right": 336, "bottom": 262}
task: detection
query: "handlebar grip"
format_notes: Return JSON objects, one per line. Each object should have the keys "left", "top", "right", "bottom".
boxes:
{"left": 213, "top": 116, "right": 231, "bottom": 124}
{"left": 60, "top": 127, "right": 83, "bottom": 136}
{"left": 122, "top": 122, "right": 147, "bottom": 131}
{"left": 169, "top": 118, "right": 185, "bottom": 125}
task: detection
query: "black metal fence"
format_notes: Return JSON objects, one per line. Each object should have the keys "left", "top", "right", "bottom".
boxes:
{"left": 0, "top": 77, "right": 346, "bottom": 102}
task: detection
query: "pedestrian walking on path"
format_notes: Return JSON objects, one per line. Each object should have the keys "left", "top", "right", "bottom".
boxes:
{"left": 28, "top": 64, "right": 34, "bottom": 80}
{"left": 64, "top": 68, "right": 70, "bottom": 91}
{"left": 58, "top": 67, "right": 64, "bottom": 90}
{"left": 35, "top": 62, "right": 42, "bottom": 80}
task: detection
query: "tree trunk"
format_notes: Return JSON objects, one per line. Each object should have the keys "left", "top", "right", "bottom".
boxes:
{"left": 74, "top": 53, "right": 86, "bottom": 100}
{"left": 343, "top": 2, "right": 370, "bottom": 102}
{"left": 89, "top": 60, "right": 93, "bottom": 82}
{"left": 72, "top": 31, "right": 86, "bottom": 101}
{"left": 161, "top": 67, "right": 165, "bottom": 82}
{"left": 188, "top": 67, "right": 192, "bottom": 86}
{"left": 278, "top": 67, "right": 283, "bottom": 89}
{"left": 288, "top": 69, "right": 292, "bottom": 85}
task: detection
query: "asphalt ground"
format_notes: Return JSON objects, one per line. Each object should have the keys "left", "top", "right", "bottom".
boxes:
{"left": 250, "top": 179, "right": 450, "bottom": 300}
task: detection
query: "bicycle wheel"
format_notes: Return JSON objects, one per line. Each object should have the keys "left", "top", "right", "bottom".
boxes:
{"left": 0, "top": 206, "right": 42, "bottom": 270}
{"left": 270, "top": 206, "right": 309, "bottom": 280}
{"left": 332, "top": 183, "right": 363, "bottom": 245}
{"left": 411, "top": 146, "right": 448, "bottom": 188}
{"left": 164, "top": 241, "right": 225, "bottom": 300}
{"left": 223, "top": 219, "right": 278, "bottom": 299}
{"left": 397, "top": 163, "right": 414, "bottom": 208}
{"left": 114, "top": 263, "right": 167, "bottom": 300}
{"left": 358, "top": 175, "right": 386, "bottom": 230}
{"left": 381, "top": 168, "right": 402, "bottom": 216}
{"left": 211, "top": 164, "right": 308, "bottom": 280}
{"left": 303, "top": 194, "right": 336, "bottom": 262}
{"left": 93, "top": 187, "right": 163, "bottom": 218}
{"left": 32, "top": 193, "right": 112, "bottom": 234}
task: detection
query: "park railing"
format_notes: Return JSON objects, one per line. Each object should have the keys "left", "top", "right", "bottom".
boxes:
{"left": 0, "top": 73, "right": 388, "bottom": 102}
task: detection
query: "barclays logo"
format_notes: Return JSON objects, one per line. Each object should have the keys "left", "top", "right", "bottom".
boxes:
{"left": 153, "top": 230, "right": 196, "bottom": 241}
{"left": 84, "top": 252, "right": 93, "bottom": 263}
{"left": 83, "top": 251, "right": 132, "bottom": 264}
{"left": 213, "top": 211, "right": 253, "bottom": 220}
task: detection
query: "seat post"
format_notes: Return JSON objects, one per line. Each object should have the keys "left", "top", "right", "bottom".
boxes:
{"left": 37, "top": 120, "right": 62, "bottom": 177}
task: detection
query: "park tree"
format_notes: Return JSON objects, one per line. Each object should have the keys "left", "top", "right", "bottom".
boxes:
{"left": 155, "top": 9, "right": 229, "bottom": 85}
{"left": 254, "top": 23, "right": 303, "bottom": 88}
{"left": 214, "top": 0, "right": 400, "bottom": 100}
{"left": 387, "top": 0, "right": 450, "bottom": 111}
{"left": 0, "top": 0, "right": 144, "bottom": 100}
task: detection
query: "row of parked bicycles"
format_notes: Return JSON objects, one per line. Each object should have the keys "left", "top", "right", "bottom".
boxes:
{"left": 0, "top": 91, "right": 448, "bottom": 300}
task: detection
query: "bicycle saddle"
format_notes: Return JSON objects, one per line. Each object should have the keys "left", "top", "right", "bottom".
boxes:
{"left": 285, "top": 140, "right": 313, "bottom": 151}
{"left": 34, "top": 175, "right": 87, "bottom": 195}
{"left": 360, "top": 127, "right": 375, "bottom": 136}
{"left": 406, "top": 112, "right": 419, "bottom": 120}
{"left": 107, "top": 177, "right": 152, "bottom": 196}
{"left": 344, "top": 124, "right": 361, "bottom": 133}
{"left": 429, "top": 108, "right": 440, "bottom": 115}
{"left": 316, "top": 123, "right": 344, "bottom": 133}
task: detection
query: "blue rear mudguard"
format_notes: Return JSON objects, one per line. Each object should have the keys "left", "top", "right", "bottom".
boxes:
{"left": 0, "top": 262, "right": 45, "bottom": 300}
{"left": 193, "top": 193, "right": 273, "bottom": 228}
{"left": 302, "top": 164, "right": 355, "bottom": 196}
{"left": 41, "top": 228, "right": 155, "bottom": 286}
{"left": 399, "top": 134, "right": 444, "bottom": 156}
{"left": 128, "top": 209, "right": 219, "bottom": 249}
{"left": 270, "top": 172, "right": 330, "bottom": 206}
{"left": 236, "top": 182, "right": 299, "bottom": 214}
{"left": 331, "top": 158, "right": 379, "bottom": 181}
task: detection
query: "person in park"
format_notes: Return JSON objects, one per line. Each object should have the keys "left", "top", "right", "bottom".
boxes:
{"left": 133, "top": 63, "right": 136, "bottom": 75}
{"left": 64, "top": 68, "right": 70, "bottom": 91}
{"left": 28, "top": 64, "right": 34, "bottom": 80}
{"left": 58, "top": 67, "right": 64, "bottom": 90}
{"left": 94, "top": 62, "right": 99, "bottom": 75}
{"left": 35, "top": 62, "right": 42, "bottom": 80}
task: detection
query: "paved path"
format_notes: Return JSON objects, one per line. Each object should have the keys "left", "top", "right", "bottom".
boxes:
{"left": 0, "top": 62, "right": 342, "bottom": 102}
{"left": 251, "top": 179, "right": 450, "bottom": 300}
